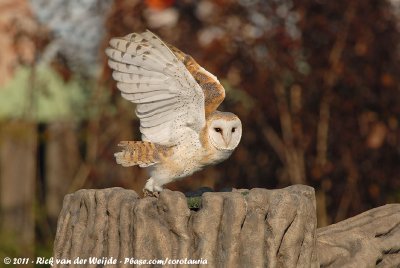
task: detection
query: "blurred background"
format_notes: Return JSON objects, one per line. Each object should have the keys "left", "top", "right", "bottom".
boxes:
{"left": 0, "top": 0, "right": 399, "bottom": 265}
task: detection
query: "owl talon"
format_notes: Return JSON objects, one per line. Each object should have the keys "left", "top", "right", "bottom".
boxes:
{"left": 142, "top": 188, "right": 159, "bottom": 198}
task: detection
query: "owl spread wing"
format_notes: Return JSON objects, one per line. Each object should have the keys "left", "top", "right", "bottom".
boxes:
{"left": 106, "top": 30, "right": 206, "bottom": 145}
{"left": 167, "top": 45, "right": 226, "bottom": 118}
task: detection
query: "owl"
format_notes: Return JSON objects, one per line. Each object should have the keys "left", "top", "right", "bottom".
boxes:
{"left": 106, "top": 30, "right": 242, "bottom": 196}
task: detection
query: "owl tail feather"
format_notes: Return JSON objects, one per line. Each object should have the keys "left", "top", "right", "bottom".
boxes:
{"left": 114, "top": 141, "right": 159, "bottom": 168}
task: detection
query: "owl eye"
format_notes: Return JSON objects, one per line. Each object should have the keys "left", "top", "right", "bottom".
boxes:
{"left": 232, "top": 127, "right": 236, "bottom": 133}
{"left": 214, "top": 127, "right": 222, "bottom": 133}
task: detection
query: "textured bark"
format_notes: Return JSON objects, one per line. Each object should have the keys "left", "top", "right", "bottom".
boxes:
{"left": 53, "top": 186, "right": 400, "bottom": 267}
{"left": 53, "top": 186, "right": 317, "bottom": 267}
{"left": 317, "top": 204, "right": 400, "bottom": 267}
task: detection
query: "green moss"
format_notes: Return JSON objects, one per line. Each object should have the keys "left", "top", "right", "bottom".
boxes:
{"left": 187, "top": 196, "right": 202, "bottom": 209}
{"left": 241, "top": 191, "right": 250, "bottom": 196}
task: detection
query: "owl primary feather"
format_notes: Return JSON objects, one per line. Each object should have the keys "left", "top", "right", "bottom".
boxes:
{"left": 106, "top": 30, "right": 242, "bottom": 194}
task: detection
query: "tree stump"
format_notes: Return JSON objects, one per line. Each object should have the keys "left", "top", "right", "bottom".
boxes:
{"left": 53, "top": 186, "right": 400, "bottom": 267}
{"left": 317, "top": 204, "right": 400, "bottom": 267}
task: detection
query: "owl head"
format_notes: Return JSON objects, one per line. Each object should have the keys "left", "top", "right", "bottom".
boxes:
{"left": 208, "top": 111, "right": 242, "bottom": 151}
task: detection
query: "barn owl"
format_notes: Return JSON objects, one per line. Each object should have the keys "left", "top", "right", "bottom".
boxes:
{"left": 106, "top": 30, "right": 242, "bottom": 195}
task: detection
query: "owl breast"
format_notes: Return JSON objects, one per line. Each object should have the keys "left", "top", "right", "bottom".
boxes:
{"left": 147, "top": 133, "right": 232, "bottom": 184}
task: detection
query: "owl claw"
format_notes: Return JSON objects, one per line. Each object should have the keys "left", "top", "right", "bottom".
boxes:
{"left": 142, "top": 188, "right": 159, "bottom": 198}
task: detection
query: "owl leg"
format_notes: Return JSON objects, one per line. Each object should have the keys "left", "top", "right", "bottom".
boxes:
{"left": 143, "top": 177, "right": 163, "bottom": 197}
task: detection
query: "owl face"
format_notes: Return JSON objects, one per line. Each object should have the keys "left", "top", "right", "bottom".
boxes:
{"left": 208, "top": 112, "right": 242, "bottom": 151}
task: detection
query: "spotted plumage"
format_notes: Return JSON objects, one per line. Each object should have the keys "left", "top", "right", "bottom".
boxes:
{"left": 106, "top": 30, "right": 242, "bottom": 195}
{"left": 114, "top": 141, "right": 172, "bottom": 167}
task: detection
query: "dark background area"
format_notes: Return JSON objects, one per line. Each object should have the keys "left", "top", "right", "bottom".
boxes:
{"left": 0, "top": 0, "right": 399, "bottom": 264}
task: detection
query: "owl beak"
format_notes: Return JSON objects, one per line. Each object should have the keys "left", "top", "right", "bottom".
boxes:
{"left": 223, "top": 131, "right": 232, "bottom": 147}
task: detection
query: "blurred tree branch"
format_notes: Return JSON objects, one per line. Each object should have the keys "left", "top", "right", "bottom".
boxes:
{"left": 316, "top": 1, "right": 357, "bottom": 170}
{"left": 273, "top": 81, "right": 306, "bottom": 184}
{"left": 313, "top": 1, "right": 357, "bottom": 226}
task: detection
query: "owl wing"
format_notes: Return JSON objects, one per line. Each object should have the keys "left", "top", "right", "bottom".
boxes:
{"left": 167, "top": 45, "right": 226, "bottom": 118}
{"left": 105, "top": 30, "right": 206, "bottom": 146}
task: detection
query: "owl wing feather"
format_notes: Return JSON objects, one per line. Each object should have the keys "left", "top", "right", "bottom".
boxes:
{"left": 167, "top": 45, "right": 226, "bottom": 118}
{"left": 106, "top": 30, "right": 206, "bottom": 146}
